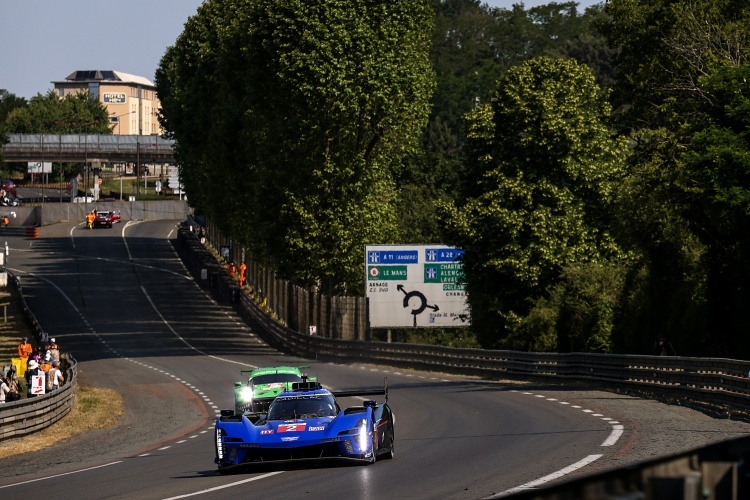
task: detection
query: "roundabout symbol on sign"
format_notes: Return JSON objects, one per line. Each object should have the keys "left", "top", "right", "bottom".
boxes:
{"left": 397, "top": 284, "right": 439, "bottom": 327}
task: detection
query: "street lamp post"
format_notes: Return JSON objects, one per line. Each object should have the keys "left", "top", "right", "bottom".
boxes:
{"left": 136, "top": 85, "right": 142, "bottom": 196}
{"left": 40, "top": 133, "right": 45, "bottom": 204}
{"left": 82, "top": 120, "right": 99, "bottom": 211}
{"left": 59, "top": 131, "right": 63, "bottom": 202}
{"left": 53, "top": 120, "right": 66, "bottom": 202}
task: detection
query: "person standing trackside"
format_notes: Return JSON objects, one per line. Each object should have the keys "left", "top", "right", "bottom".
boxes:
{"left": 654, "top": 336, "right": 677, "bottom": 356}
{"left": 18, "top": 336, "right": 32, "bottom": 373}
{"left": 18, "top": 337, "right": 32, "bottom": 361}
{"left": 0, "top": 376, "right": 10, "bottom": 403}
{"left": 239, "top": 262, "right": 247, "bottom": 287}
{"left": 49, "top": 338, "right": 60, "bottom": 364}
{"left": 47, "top": 360, "right": 64, "bottom": 391}
{"left": 228, "top": 262, "right": 237, "bottom": 280}
{"left": 25, "top": 359, "right": 41, "bottom": 398}
{"left": 86, "top": 210, "right": 96, "bottom": 229}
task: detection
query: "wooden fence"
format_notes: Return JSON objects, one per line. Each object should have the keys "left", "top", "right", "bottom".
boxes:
{"left": 176, "top": 223, "right": 750, "bottom": 416}
{"left": 193, "top": 217, "right": 368, "bottom": 341}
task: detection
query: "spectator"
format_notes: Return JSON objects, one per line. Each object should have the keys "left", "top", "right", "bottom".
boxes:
{"left": 4, "top": 367, "right": 20, "bottom": 401}
{"left": 40, "top": 331, "right": 50, "bottom": 348}
{"left": 17, "top": 336, "right": 32, "bottom": 362}
{"left": 25, "top": 360, "right": 41, "bottom": 397}
{"left": 49, "top": 361, "right": 64, "bottom": 391}
{"left": 239, "top": 262, "right": 247, "bottom": 287}
{"left": 40, "top": 352, "right": 52, "bottom": 374}
{"left": 49, "top": 338, "right": 60, "bottom": 364}
{"left": 0, "top": 375, "right": 10, "bottom": 403}
{"left": 654, "top": 336, "right": 677, "bottom": 356}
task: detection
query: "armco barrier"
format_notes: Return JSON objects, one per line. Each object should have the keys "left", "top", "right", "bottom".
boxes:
{"left": 175, "top": 223, "right": 750, "bottom": 416}
{"left": 175, "top": 222, "right": 750, "bottom": 498}
{"left": 0, "top": 274, "right": 77, "bottom": 442}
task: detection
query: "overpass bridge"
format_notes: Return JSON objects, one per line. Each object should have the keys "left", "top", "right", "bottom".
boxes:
{"left": 1, "top": 134, "right": 176, "bottom": 164}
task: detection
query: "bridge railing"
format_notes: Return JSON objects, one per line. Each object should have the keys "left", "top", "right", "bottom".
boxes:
{"left": 2, "top": 134, "right": 175, "bottom": 162}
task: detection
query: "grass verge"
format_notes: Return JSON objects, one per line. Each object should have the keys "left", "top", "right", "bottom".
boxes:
{"left": 0, "top": 386, "right": 124, "bottom": 459}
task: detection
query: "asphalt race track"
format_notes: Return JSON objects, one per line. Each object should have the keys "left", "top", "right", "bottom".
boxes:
{"left": 1, "top": 220, "right": 750, "bottom": 499}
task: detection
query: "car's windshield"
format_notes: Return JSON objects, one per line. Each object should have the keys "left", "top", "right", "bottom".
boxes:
{"left": 267, "top": 394, "right": 337, "bottom": 420}
{"left": 251, "top": 373, "right": 303, "bottom": 386}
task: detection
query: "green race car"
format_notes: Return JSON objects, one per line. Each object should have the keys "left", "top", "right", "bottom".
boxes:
{"left": 234, "top": 366, "right": 315, "bottom": 415}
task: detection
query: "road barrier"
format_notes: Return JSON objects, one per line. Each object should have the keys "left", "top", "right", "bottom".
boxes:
{"left": 0, "top": 274, "right": 77, "bottom": 442}
{"left": 176, "top": 223, "right": 750, "bottom": 416}
{"left": 3, "top": 221, "right": 747, "bottom": 495}
{"left": 175, "top": 222, "right": 750, "bottom": 499}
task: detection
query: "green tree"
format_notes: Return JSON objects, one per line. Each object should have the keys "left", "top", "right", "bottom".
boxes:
{"left": 5, "top": 91, "right": 110, "bottom": 134}
{"left": 441, "top": 57, "right": 628, "bottom": 349}
{"left": 672, "top": 64, "right": 750, "bottom": 357}
{"left": 604, "top": 0, "right": 750, "bottom": 127}
{"left": 602, "top": 0, "right": 750, "bottom": 356}
{"left": 157, "top": 0, "right": 435, "bottom": 295}
{"left": 156, "top": 0, "right": 228, "bottom": 229}
{"left": 0, "top": 90, "right": 28, "bottom": 164}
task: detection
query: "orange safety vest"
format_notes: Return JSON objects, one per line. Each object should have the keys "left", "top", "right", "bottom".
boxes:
{"left": 18, "top": 342, "right": 32, "bottom": 359}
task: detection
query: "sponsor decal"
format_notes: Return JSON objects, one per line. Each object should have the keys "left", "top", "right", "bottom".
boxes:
{"left": 268, "top": 382, "right": 284, "bottom": 389}
{"left": 260, "top": 429, "right": 274, "bottom": 435}
{"left": 281, "top": 436, "right": 300, "bottom": 442}
{"left": 308, "top": 426, "right": 325, "bottom": 431}
{"left": 278, "top": 423, "right": 307, "bottom": 433}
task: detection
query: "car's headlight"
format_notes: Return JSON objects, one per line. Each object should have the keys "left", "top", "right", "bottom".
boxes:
{"left": 356, "top": 418, "right": 370, "bottom": 452}
{"left": 238, "top": 387, "right": 253, "bottom": 402}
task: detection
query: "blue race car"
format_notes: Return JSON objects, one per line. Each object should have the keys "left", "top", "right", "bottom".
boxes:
{"left": 215, "top": 378, "right": 394, "bottom": 471}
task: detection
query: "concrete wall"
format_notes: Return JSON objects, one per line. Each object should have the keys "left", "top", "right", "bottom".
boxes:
{"left": 6, "top": 200, "right": 192, "bottom": 226}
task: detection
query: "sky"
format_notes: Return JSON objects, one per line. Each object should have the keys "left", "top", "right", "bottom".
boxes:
{"left": 0, "top": 0, "right": 602, "bottom": 100}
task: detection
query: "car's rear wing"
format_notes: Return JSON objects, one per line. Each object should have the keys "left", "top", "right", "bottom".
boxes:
{"left": 240, "top": 365, "right": 311, "bottom": 375}
{"left": 332, "top": 377, "right": 389, "bottom": 403}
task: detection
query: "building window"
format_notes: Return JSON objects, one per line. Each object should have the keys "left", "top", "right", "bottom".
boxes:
{"left": 88, "top": 82, "right": 99, "bottom": 99}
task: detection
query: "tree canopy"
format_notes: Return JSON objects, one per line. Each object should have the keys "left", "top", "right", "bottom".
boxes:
{"left": 157, "top": 0, "right": 435, "bottom": 294}
{"left": 4, "top": 91, "right": 110, "bottom": 134}
{"left": 440, "top": 56, "right": 627, "bottom": 349}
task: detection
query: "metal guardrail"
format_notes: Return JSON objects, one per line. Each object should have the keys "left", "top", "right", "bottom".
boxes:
{"left": 174, "top": 223, "right": 750, "bottom": 499}
{"left": 0, "top": 274, "right": 77, "bottom": 442}
{"left": 2, "top": 134, "right": 175, "bottom": 163}
{"left": 175, "top": 224, "right": 750, "bottom": 414}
